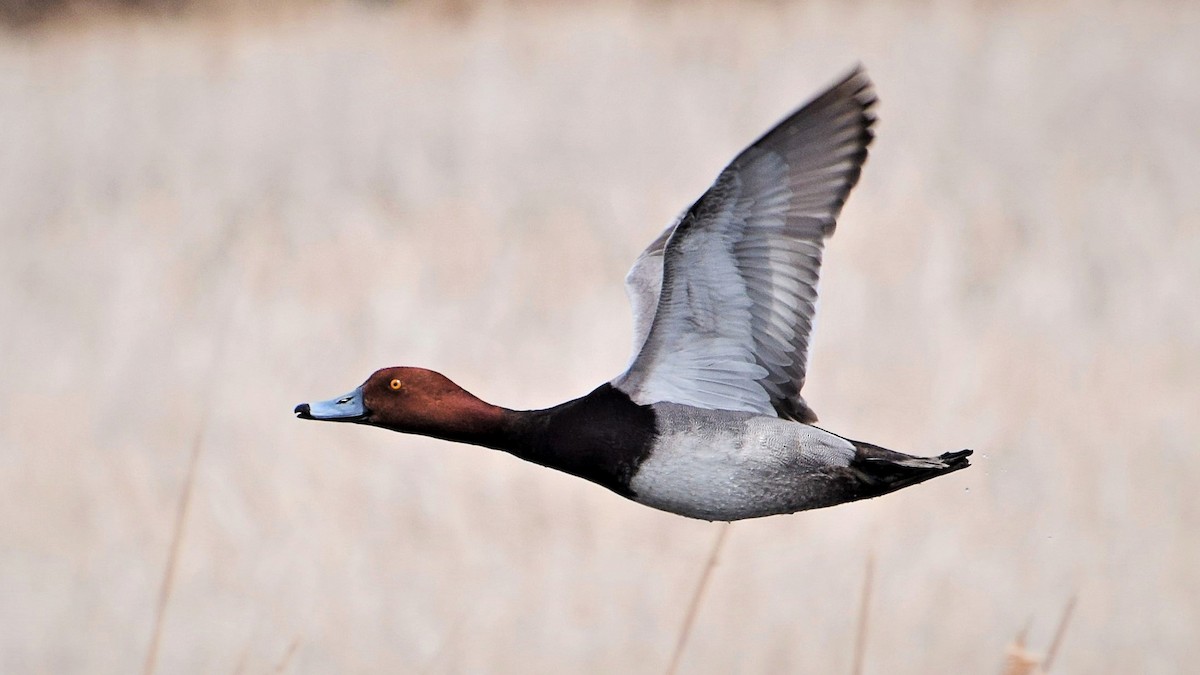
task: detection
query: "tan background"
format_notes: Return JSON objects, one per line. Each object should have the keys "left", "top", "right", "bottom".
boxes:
{"left": 2, "top": 1, "right": 1198, "bottom": 672}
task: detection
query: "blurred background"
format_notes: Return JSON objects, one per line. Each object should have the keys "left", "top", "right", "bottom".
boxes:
{"left": 2, "top": 0, "right": 1198, "bottom": 672}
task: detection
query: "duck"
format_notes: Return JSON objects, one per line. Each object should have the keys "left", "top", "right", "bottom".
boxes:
{"left": 295, "top": 66, "right": 972, "bottom": 521}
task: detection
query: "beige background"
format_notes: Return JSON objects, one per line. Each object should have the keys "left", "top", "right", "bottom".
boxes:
{"left": 2, "top": 1, "right": 1197, "bottom": 672}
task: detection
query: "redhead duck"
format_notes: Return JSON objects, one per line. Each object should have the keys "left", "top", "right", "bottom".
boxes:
{"left": 296, "top": 66, "right": 971, "bottom": 521}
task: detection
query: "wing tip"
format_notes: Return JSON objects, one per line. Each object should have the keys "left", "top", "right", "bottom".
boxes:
{"left": 750, "top": 64, "right": 878, "bottom": 164}
{"left": 826, "top": 63, "right": 878, "bottom": 113}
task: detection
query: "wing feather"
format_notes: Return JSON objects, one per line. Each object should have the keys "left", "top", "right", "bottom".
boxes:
{"left": 614, "top": 66, "right": 877, "bottom": 422}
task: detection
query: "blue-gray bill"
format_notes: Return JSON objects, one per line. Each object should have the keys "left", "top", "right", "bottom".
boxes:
{"left": 294, "top": 386, "right": 366, "bottom": 422}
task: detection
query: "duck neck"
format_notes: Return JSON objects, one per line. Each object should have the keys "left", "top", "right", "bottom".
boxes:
{"left": 379, "top": 388, "right": 547, "bottom": 457}
{"left": 450, "top": 403, "right": 548, "bottom": 457}
{"left": 481, "top": 384, "right": 658, "bottom": 496}
{"left": 388, "top": 383, "right": 655, "bottom": 497}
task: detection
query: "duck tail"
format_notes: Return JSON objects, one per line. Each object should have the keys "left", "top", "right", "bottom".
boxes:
{"left": 847, "top": 439, "right": 972, "bottom": 498}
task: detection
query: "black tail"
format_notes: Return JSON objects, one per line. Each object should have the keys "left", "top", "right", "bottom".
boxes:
{"left": 843, "top": 440, "right": 972, "bottom": 502}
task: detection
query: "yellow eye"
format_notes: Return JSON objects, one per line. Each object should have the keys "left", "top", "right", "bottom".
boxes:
{"left": 389, "top": 379, "right": 403, "bottom": 391}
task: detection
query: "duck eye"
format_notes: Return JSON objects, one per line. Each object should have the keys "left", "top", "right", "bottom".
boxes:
{"left": 389, "top": 379, "right": 403, "bottom": 391}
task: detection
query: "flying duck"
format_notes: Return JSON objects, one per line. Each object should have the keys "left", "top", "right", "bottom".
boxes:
{"left": 295, "top": 66, "right": 972, "bottom": 521}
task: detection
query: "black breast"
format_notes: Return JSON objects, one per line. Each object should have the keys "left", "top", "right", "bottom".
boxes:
{"left": 515, "top": 383, "right": 657, "bottom": 497}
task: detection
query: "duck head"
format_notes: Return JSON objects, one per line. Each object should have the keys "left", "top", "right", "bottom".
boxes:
{"left": 295, "top": 367, "right": 505, "bottom": 441}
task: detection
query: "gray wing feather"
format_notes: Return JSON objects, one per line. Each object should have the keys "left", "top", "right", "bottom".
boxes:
{"left": 622, "top": 219, "right": 675, "bottom": 365}
{"left": 614, "top": 66, "right": 877, "bottom": 422}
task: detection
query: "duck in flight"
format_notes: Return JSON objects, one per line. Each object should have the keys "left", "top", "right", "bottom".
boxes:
{"left": 295, "top": 66, "right": 972, "bottom": 521}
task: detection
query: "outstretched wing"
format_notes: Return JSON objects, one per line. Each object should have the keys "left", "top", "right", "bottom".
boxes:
{"left": 613, "top": 66, "right": 877, "bottom": 422}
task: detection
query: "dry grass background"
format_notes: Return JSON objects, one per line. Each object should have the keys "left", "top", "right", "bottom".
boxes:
{"left": 2, "top": 0, "right": 1198, "bottom": 672}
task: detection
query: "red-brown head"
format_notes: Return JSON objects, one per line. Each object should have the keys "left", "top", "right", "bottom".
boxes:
{"left": 295, "top": 367, "right": 504, "bottom": 442}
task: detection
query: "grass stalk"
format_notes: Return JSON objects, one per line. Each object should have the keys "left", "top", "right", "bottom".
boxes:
{"left": 273, "top": 637, "right": 301, "bottom": 673}
{"left": 666, "top": 522, "right": 731, "bottom": 675}
{"left": 141, "top": 278, "right": 241, "bottom": 675}
{"left": 1042, "top": 594, "right": 1077, "bottom": 672}
{"left": 851, "top": 553, "right": 875, "bottom": 675}
{"left": 142, "top": 425, "right": 206, "bottom": 675}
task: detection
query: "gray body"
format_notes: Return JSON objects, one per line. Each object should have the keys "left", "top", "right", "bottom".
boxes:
{"left": 631, "top": 404, "right": 855, "bottom": 520}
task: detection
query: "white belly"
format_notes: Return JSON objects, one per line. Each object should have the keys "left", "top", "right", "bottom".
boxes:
{"left": 628, "top": 405, "right": 855, "bottom": 520}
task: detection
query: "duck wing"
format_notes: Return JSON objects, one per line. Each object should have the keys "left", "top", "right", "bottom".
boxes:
{"left": 613, "top": 66, "right": 877, "bottom": 423}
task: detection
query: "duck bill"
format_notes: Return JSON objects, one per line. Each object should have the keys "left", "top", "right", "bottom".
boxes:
{"left": 294, "top": 386, "right": 368, "bottom": 422}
